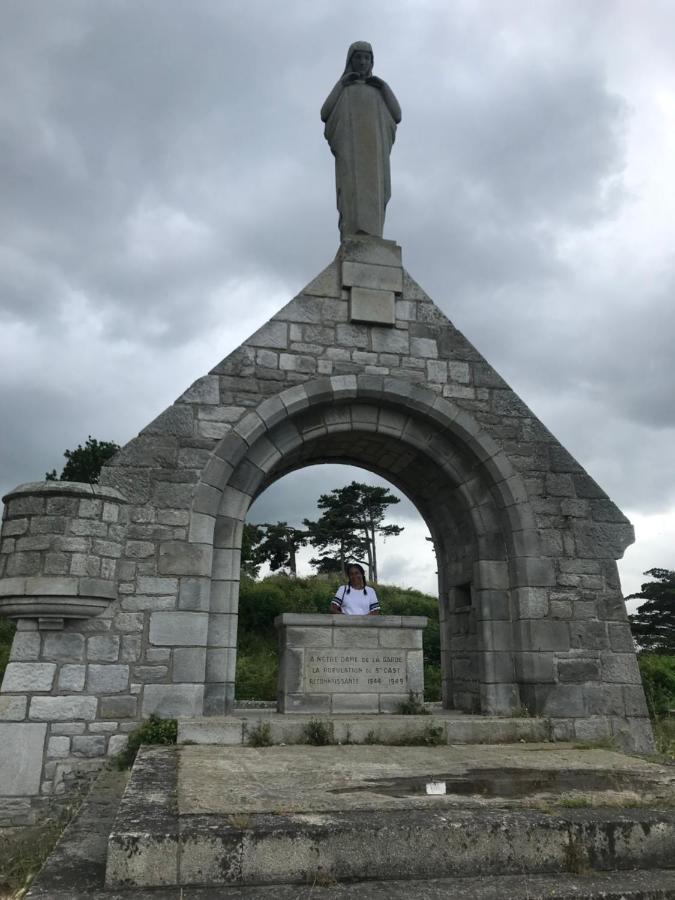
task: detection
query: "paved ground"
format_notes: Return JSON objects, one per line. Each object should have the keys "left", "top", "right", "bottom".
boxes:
{"left": 178, "top": 742, "right": 675, "bottom": 815}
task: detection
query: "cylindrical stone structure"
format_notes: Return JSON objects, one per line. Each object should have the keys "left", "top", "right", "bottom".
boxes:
{"left": 0, "top": 481, "right": 127, "bottom": 628}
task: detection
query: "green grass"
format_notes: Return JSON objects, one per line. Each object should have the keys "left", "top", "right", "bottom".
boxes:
{"left": 653, "top": 716, "right": 675, "bottom": 760}
{"left": 0, "top": 807, "right": 74, "bottom": 899}
{"left": 638, "top": 654, "right": 675, "bottom": 720}
{"left": 115, "top": 715, "right": 177, "bottom": 769}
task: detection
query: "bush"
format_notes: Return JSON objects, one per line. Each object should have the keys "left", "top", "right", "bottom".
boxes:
{"left": 235, "top": 639, "right": 278, "bottom": 701}
{"left": 395, "top": 690, "right": 428, "bottom": 715}
{"left": 424, "top": 664, "right": 442, "bottom": 702}
{"left": 302, "top": 718, "right": 332, "bottom": 745}
{"left": 653, "top": 717, "right": 675, "bottom": 760}
{"left": 115, "top": 715, "right": 177, "bottom": 769}
{"left": 638, "top": 654, "right": 675, "bottom": 719}
{"left": 247, "top": 721, "right": 273, "bottom": 747}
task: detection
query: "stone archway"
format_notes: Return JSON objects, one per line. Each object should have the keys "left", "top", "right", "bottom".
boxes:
{"left": 187, "top": 377, "right": 541, "bottom": 718}
{"left": 0, "top": 251, "right": 653, "bottom": 821}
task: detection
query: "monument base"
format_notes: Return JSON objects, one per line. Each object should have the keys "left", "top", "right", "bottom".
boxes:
{"left": 275, "top": 613, "right": 427, "bottom": 714}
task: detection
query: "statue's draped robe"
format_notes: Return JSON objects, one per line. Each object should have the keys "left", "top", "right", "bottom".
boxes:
{"left": 324, "top": 82, "right": 397, "bottom": 239}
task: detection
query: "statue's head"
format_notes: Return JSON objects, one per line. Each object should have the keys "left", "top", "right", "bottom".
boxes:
{"left": 345, "top": 41, "right": 373, "bottom": 78}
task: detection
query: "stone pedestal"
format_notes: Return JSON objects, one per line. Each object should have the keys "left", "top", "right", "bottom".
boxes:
{"left": 339, "top": 236, "right": 402, "bottom": 326}
{"left": 275, "top": 613, "right": 427, "bottom": 714}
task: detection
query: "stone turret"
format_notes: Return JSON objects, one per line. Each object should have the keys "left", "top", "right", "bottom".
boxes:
{"left": 0, "top": 482, "right": 127, "bottom": 627}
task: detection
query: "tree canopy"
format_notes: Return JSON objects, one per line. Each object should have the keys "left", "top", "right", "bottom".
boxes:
{"left": 303, "top": 481, "right": 403, "bottom": 581}
{"left": 46, "top": 436, "right": 120, "bottom": 484}
{"left": 628, "top": 568, "right": 675, "bottom": 654}
{"left": 242, "top": 481, "right": 405, "bottom": 581}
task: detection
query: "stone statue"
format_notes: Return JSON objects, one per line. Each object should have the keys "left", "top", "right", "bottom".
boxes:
{"left": 321, "top": 41, "right": 401, "bottom": 240}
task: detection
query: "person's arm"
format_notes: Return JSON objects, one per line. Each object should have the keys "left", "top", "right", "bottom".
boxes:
{"left": 331, "top": 585, "right": 346, "bottom": 614}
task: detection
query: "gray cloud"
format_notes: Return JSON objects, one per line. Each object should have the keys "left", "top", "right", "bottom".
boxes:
{"left": 1, "top": 0, "right": 674, "bottom": 587}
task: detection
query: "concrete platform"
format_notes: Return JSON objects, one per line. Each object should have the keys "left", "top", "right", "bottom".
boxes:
{"left": 106, "top": 743, "right": 675, "bottom": 889}
{"left": 26, "top": 763, "right": 675, "bottom": 898}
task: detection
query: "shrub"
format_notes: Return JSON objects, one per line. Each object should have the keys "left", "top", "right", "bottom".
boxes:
{"left": 395, "top": 691, "right": 429, "bottom": 715}
{"left": 235, "top": 640, "right": 278, "bottom": 701}
{"left": 423, "top": 664, "right": 442, "bottom": 702}
{"left": 115, "top": 715, "right": 177, "bottom": 769}
{"left": 638, "top": 655, "right": 675, "bottom": 719}
{"left": 247, "top": 721, "right": 273, "bottom": 747}
{"left": 302, "top": 718, "right": 332, "bottom": 745}
{"left": 391, "top": 722, "right": 445, "bottom": 746}
{"left": 653, "top": 717, "right": 675, "bottom": 760}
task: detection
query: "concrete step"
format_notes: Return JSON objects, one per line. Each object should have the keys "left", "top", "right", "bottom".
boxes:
{"left": 33, "top": 871, "right": 675, "bottom": 899}
{"left": 178, "top": 710, "right": 553, "bottom": 745}
{"left": 105, "top": 744, "right": 675, "bottom": 890}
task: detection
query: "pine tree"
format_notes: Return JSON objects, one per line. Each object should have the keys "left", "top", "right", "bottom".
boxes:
{"left": 628, "top": 568, "right": 675, "bottom": 654}
{"left": 45, "top": 436, "right": 120, "bottom": 484}
{"left": 304, "top": 481, "right": 403, "bottom": 581}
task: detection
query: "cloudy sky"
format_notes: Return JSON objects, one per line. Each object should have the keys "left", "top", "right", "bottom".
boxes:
{"left": 1, "top": 1, "right": 674, "bottom": 604}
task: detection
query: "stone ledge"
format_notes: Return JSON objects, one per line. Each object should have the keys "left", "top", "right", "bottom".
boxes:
{"left": 275, "top": 614, "right": 428, "bottom": 629}
{"left": 2, "top": 481, "right": 127, "bottom": 505}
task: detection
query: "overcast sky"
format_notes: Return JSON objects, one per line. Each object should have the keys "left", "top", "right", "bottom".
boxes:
{"left": 1, "top": 1, "right": 674, "bottom": 605}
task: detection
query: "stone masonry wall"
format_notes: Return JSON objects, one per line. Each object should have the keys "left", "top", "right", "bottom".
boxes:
{"left": 0, "top": 238, "right": 653, "bottom": 821}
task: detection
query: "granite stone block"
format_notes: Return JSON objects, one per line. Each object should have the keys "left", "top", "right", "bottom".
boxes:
{"left": 87, "top": 665, "right": 129, "bottom": 694}
{"left": 149, "top": 611, "right": 209, "bottom": 647}
{"left": 141, "top": 683, "right": 204, "bottom": 717}
{"left": 0, "top": 723, "right": 47, "bottom": 794}
{"left": 29, "top": 696, "right": 97, "bottom": 720}
{"left": 58, "top": 664, "right": 86, "bottom": 691}
{"left": 2, "top": 662, "right": 56, "bottom": 692}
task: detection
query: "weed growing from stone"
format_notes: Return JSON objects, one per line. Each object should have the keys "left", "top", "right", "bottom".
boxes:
{"left": 228, "top": 813, "right": 251, "bottom": 830}
{"left": 389, "top": 722, "right": 445, "bottom": 746}
{"left": 364, "top": 729, "right": 380, "bottom": 744}
{"left": 115, "top": 714, "right": 177, "bottom": 769}
{"left": 302, "top": 718, "right": 332, "bottom": 745}
{"left": 572, "top": 737, "right": 616, "bottom": 751}
{"left": 395, "top": 690, "right": 429, "bottom": 715}
{"left": 310, "top": 865, "right": 337, "bottom": 887}
{"left": 247, "top": 721, "right": 273, "bottom": 747}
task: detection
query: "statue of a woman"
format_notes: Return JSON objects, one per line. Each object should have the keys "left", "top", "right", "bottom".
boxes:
{"left": 321, "top": 42, "right": 401, "bottom": 240}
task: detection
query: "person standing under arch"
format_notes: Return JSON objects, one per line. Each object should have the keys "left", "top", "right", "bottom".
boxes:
{"left": 331, "top": 563, "right": 381, "bottom": 615}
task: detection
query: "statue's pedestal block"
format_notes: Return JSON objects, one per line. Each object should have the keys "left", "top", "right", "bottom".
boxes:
{"left": 339, "top": 236, "right": 402, "bottom": 326}
{"left": 275, "top": 613, "right": 427, "bottom": 714}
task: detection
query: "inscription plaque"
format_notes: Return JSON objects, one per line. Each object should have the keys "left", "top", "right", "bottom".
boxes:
{"left": 304, "top": 649, "right": 406, "bottom": 694}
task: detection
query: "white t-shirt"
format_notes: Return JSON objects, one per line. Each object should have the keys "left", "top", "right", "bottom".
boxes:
{"left": 332, "top": 584, "right": 380, "bottom": 616}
